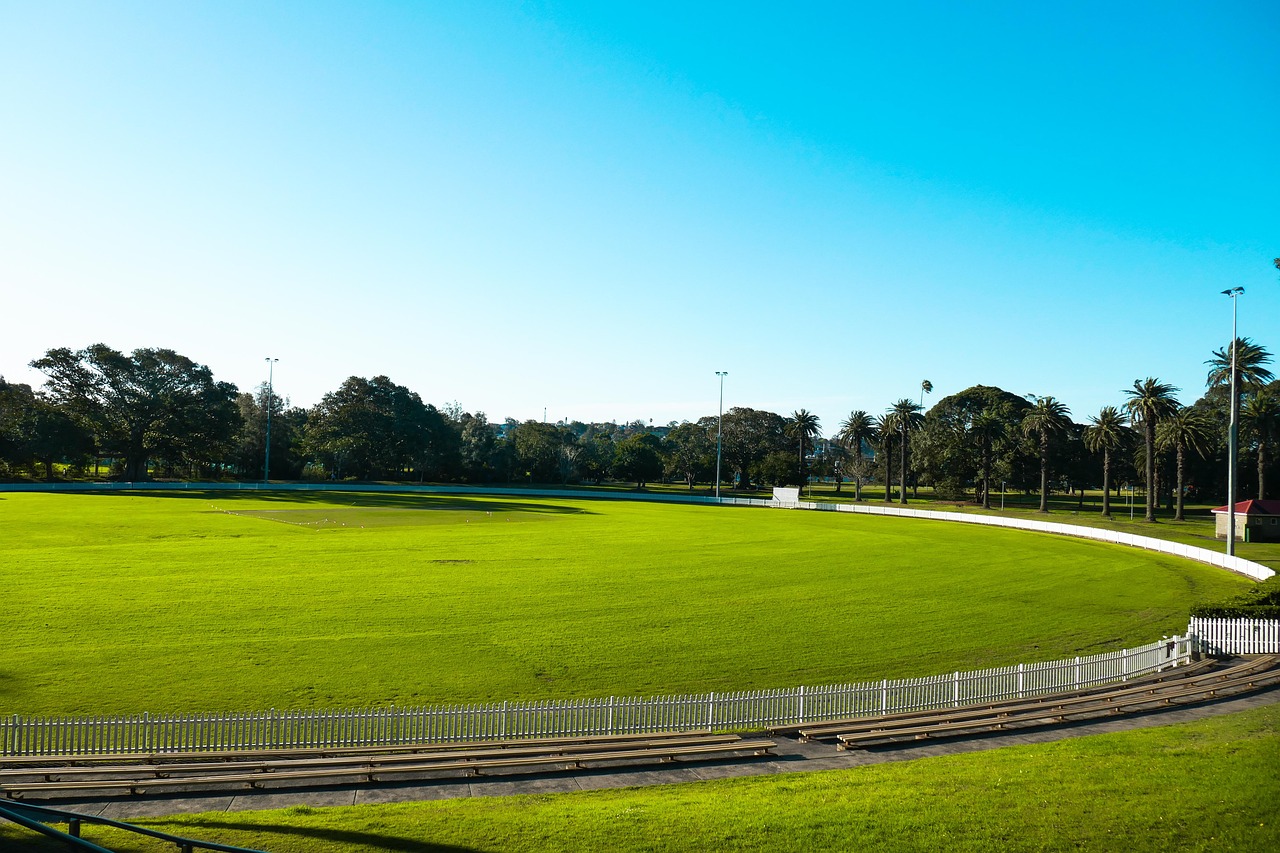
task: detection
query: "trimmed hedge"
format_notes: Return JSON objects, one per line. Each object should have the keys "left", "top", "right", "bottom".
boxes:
{"left": 1191, "top": 577, "right": 1280, "bottom": 619}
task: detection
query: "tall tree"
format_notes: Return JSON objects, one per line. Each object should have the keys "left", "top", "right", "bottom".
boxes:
{"left": 1243, "top": 389, "right": 1280, "bottom": 500}
{"left": 1206, "top": 337, "right": 1274, "bottom": 394}
{"left": 889, "top": 399, "right": 924, "bottom": 504}
{"left": 875, "top": 413, "right": 897, "bottom": 502}
{"left": 720, "top": 407, "right": 789, "bottom": 490}
{"left": 1021, "top": 396, "right": 1072, "bottom": 513}
{"left": 1122, "top": 379, "right": 1180, "bottom": 522}
{"left": 1082, "top": 406, "right": 1129, "bottom": 519}
{"left": 788, "top": 409, "right": 821, "bottom": 489}
{"left": 837, "top": 410, "right": 877, "bottom": 501}
{"left": 1156, "top": 407, "right": 1213, "bottom": 521}
{"left": 920, "top": 379, "right": 933, "bottom": 409}
{"left": 663, "top": 420, "right": 715, "bottom": 490}
{"left": 970, "top": 406, "right": 1008, "bottom": 510}
{"left": 614, "top": 432, "right": 664, "bottom": 488}
{"left": 31, "top": 344, "right": 240, "bottom": 481}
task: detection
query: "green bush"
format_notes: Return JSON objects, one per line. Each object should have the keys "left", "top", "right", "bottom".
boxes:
{"left": 1191, "top": 575, "right": 1280, "bottom": 618}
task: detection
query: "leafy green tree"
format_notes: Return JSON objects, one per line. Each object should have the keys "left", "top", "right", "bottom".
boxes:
{"left": 889, "top": 399, "right": 924, "bottom": 504}
{"left": 1123, "top": 379, "right": 1180, "bottom": 522}
{"left": 510, "top": 420, "right": 564, "bottom": 483}
{"left": 0, "top": 381, "right": 94, "bottom": 480}
{"left": 913, "top": 386, "right": 1028, "bottom": 504}
{"left": 837, "top": 410, "right": 878, "bottom": 501}
{"left": 458, "top": 412, "right": 498, "bottom": 482}
{"left": 720, "top": 407, "right": 788, "bottom": 490}
{"left": 756, "top": 449, "right": 799, "bottom": 486}
{"left": 1082, "top": 406, "right": 1130, "bottom": 518}
{"left": 663, "top": 420, "right": 715, "bottom": 490}
{"left": 31, "top": 344, "right": 240, "bottom": 481}
{"left": 1021, "top": 396, "right": 1073, "bottom": 513}
{"left": 1156, "top": 407, "right": 1214, "bottom": 521}
{"left": 302, "top": 376, "right": 451, "bottom": 480}
{"left": 576, "top": 429, "right": 615, "bottom": 485}
{"left": 1243, "top": 389, "right": 1280, "bottom": 500}
{"left": 613, "top": 432, "right": 663, "bottom": 488}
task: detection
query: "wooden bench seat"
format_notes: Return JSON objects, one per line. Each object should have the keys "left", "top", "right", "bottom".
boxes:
{"left": 1, "top": 728, "right": 725, "bottom": 769}
{"left": 797, "top": 657, "right": 1271, "bottom": 742}
{"left": 1, "top": 738, "right": 777, "bottom": 798}
{"left": 833, "top": 658, "right": 1280, "bottom": 750}
{"left": 771, "top": 658, "right": 1218, "bottom": 739}
{"left": 0, "top": 734, "right": 747, "bottom": 782}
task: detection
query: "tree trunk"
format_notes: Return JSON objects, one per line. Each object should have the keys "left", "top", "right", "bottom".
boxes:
{"left": 883, "top": 441, "right": 893, "bottom": 502}
{"left": 1174, "top": 445, "right": 1186, "bottom": 521}
{"left": 899, "top": 428, "right": 908, "bottom": 505}
{"left": 1259, "top": 441, "right": 1267, "bottom": 500}
{"left": 1100, "top": 451, "right": 1112, "bottom": 518}
{"left": 1143, "top": 422, "right": 1156, "bottom": 522}
{"left": 1038, "top": 432, "right": 1049, "bottom": 513}
{"left": 980, "top": 442, "right": 992, "bottom": 510}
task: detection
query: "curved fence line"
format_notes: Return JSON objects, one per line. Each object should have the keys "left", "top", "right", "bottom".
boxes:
{"left": 3, "top": 481, "right": 1271, "bottom": 580}
{"left": 1, "top": 638, "right": 1192, "bottom": 756}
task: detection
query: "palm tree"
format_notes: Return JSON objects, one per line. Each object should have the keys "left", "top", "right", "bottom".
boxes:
{"left": 889, "top": 399, "right": 925, "bottom": 504}
{"left": 788, "top": 409, "right": 821, "bottom": 489}
{"left": 838, "top": 410, "right": 877, "bottom": 501}
{"left": 920, "top": 379, "right": 933, "bottom": 409}
{"left": 1156, "top": 407, "right": 1214, "bottom": 521}
{"left": 1082, "top": 406, "right": 1129, "bottom": 519}
{"left": 1123, "top": 379, "right": 1180, "bottom": 522}
{"left": 1020, "top": 396, "right": 1072, "bottom": 513}
{"left": 969, "top": 407, "right": 1006, "bottom": 510}
{"left": 875, "top": 412, "right": 897, "bottom": 502}
{"left": 1206, "top": 337, "right": 1274, "bottom": 393}
{"left": 1243, "top": 389, "right": 1280, "bottom": 500}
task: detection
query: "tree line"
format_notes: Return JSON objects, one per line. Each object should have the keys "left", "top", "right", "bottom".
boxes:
{"left": 1, "top": 339, "right": 1277, "bottom": 518}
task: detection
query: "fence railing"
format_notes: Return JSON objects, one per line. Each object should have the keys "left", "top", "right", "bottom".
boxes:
{"left": 1189, "top": 617, "right": 1280, "bottom": 655}
{"left": 1, "top": 638, "right": 1191, "bottom": 757}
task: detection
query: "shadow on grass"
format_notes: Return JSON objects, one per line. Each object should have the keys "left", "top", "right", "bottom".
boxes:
{"left": 83, "top": 489, "right": 594, "bottom": 516}
{"left": 156, "top": 817, "right": 483, "bottom": 853}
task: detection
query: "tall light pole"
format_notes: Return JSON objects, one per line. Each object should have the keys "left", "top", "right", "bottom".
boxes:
{"left": 264, "top": 357, "right": 278, "bottom": 484}
{"left": 1223, "top": 287, "right": 1244, "bottom": 556}
{"left": 715, "top": 371, "right": 728, "bottom": 501}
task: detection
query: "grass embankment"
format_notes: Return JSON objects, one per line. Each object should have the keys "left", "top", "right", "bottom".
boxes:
{"left": 4, "top": 703, "right": 1277, "bottom": 852}
{"left": 0, "top": 491, "right": 1250, "bottom": 716}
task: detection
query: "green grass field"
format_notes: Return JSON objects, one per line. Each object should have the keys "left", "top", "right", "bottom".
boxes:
{"left": 4, "top": 702, "right": 1277, "bottom": 852}
{"left": 0, "top": 490, "right": 1252, "bottom": 716}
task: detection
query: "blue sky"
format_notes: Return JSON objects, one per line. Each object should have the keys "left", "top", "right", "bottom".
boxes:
{"left": 2, "top": 1, "right": 1276, "bottom": 435}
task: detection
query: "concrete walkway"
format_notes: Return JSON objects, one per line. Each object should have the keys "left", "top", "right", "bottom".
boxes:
{"left": 21, "top": 680, "right": 1280, "bottom": 821}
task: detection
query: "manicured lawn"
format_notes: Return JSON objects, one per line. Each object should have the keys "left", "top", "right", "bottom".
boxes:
{"left": 0, "top": 491, "right": 1251, "bottom": 716}
{"left": 6, "top": 702, "right": 1277, "bottom": 852}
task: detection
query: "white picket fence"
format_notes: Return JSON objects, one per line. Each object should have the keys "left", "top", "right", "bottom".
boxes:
{"left": 1, "top": 638, "right": 1191, "bottom": 757}
{"left": 1189, "top": 617, "right": 1280, "bottom": 655}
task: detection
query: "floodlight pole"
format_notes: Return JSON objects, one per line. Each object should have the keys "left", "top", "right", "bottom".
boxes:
{"left": 264, "top": 357, "right": 278, "bottom": 484}
{"left": 1223, "top": 287, "right": 1244, "bottom": 556}
{"left": 715, "top": 371, "right": 728, "bottom": 501}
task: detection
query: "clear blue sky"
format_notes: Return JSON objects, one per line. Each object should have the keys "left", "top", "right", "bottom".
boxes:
{"left": 3, "top": 1, "right": 1276, "bottom": 435}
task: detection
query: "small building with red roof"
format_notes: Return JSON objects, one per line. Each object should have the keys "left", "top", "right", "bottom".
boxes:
{"left": 1211, "top": 499, "right": 1280, "bottom": 541}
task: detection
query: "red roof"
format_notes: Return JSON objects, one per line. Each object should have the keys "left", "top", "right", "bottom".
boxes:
{"left": 1210, "top": 499, "right": 1280, "bottom": 515}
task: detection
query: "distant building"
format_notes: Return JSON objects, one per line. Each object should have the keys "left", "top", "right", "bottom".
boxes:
{"left": 1211, "top": 500, "right": 1280, "bottom": 542}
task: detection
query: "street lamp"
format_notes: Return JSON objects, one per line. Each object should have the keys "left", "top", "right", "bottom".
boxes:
{"left": 715, "top": 371, "right": 728, "bottom": 500}
{"left": 1223, "top": 287, "right": 1244, "bottom": 556}
{"left": 264, "top": 357, "right": 278, "bottom": 484}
